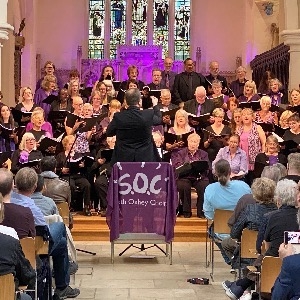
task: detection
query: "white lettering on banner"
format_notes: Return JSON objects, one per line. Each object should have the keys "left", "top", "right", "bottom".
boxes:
{"left": 118, "top": 173, "right": 163, "bottom": 195}
{"left": 120, "top": 198, "right": 166, "bottom": 207}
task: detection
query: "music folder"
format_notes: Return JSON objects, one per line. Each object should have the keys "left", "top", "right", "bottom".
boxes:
{"left": 253, "top": 161, "right": 267, "bottom": 178}
{"left": 38, "top": 134, "right": 64, "bottom": 154}
{"left": 279, "top": 139, "right": 299, "bottom": 151}
{"left": 149, "top": 90, "right": 161, "bottom": 99}
{"left": 100, "top": 149, "right": 113, "bottom": 162}
{"left": 65, "top": 112, "right": 82, "bottom": 128}
{"left": 67, "top": 155, "right": 94, "bottom": 172}
{"left": 255, "top": 122, "right": 274, "bottom": 133}
{"left": 161, "top": 107, "right": 180, "bottom": 119}
{"left": 210, "top": 96, "right": 223, "bottom": 108}
{"left": 289, "top": 105, "right": 300, "bottom": 115}
{"left": 11, "top": 108, "right": 32, "bottom": 124}
{"left": 48, "top": 110, "right": 68, "bottom": 122}
{"left": 274, "top": 124, "right": 287, "bottom": 139}
{"left": 42, "top": 94, "right": 58, "bottom": 105}
{"left": 112, "top": 81, "right": 121, "bottom": 92}
{"left": 202, "top": 128, "right": 230, "bottom": 139}
{"left": 176, "top": 160, "right": 209, "bottom": 178}
{"left": 239, "top": 101, "right": 261, "bottom": 111}
{"left": 188, "top": 113, "right": 211, "bottom": 127}
{"left": 20, "top": 159, "right": 41, "bottom": 169}
{"left": 164, "top": 131, "right": 193, "bottom": 147}
{"left": 80, "top": 87, "right": 93, "bottom": 99}
{"left": 0, "top": 124, "right": 15, "bottom": 139}
{"left": 0, "top": 151, "right": 12, "bottom": 165}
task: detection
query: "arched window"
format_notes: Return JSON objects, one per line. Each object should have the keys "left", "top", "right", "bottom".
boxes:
{"left": 88, "top": 0, "right": 191, "bottom": 60}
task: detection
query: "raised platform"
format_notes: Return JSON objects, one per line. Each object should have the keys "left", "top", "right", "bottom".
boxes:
{"left": 71, "top": 209, "right": 208, "bottom": 242}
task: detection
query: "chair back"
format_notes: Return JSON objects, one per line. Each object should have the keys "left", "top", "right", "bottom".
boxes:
{"left": 213, "top": 209, "right": 233, "bottom": 234}
{"left": 20, "top": 237, "right": 36, "bottom": 269}
{"left": 56, "top": 202, "right": 70, "bottom": 227}
{"left": 0, "top": 273, "right": 15, "bottom": 300}
{"left": 240, "top": 229, "right": 258, "bottom": 259}
{"left": 260, "top": 256, "right": 282, "bottom": 294}
{"left": 35, "top": 236, "right": 49, "bottom": 255}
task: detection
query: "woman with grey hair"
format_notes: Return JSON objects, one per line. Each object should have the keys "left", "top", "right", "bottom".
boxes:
{"left": 223, "top": 179, "right": 299, "bottom": 300}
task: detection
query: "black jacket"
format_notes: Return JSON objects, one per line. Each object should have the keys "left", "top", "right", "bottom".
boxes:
{"left": 106, "top": 106, "right": 162, "bottom": 164}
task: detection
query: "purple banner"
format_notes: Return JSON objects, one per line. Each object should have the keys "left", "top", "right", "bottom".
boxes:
{"left": 106, "top": 162, "right": 178, "bottom": 242}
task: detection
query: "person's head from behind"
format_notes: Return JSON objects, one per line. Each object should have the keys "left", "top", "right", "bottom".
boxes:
{"left": 187, "top": 133, "right": 200, "bottom": 152}
{"left": 195, "top": 86, "right": 207, "bottom": 104}
{"left": 261, "top": 165, "right": 282, "bottom": 183}
{"left": 251, "top": 177, "right": 275, "bottom": 204}
{"left": 287, "top": 153, "right": 300, "bottom": 176}
{"left": 0, "top": 168, "right": 14, "bottom": 198}
{"left": 124, "top": 88, "right": 141, "bottom": 107}
{"left": 15, "top": 167, "right": 38, "bottom": 196}
{"left": 272, "top": 163, "right": 287, "bottom": 178}
{"left": 215, "top": 159, "right": 231, "bottom": 186}
{"left": 34, "top": 175, "right": 45, "bottom": 193}
{"left": 41, "top": 156, "right": 57, "bottom": 173}
{"left": 274, "top": 179, "right": 298, "bottom": 208}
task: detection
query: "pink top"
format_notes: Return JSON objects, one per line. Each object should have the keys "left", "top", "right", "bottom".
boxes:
{"left": 26, "top": 121, "right": 53, "bottom": 138}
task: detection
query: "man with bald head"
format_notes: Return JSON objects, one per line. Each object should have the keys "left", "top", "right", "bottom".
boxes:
{"left": 184, "top": 86, "right": 214, "bottom": 116}
{"left": 161, "top": 57, "right": 177, "bottom": 90}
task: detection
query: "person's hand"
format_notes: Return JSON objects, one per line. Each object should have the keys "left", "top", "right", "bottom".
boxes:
{"left": 209, "top": 116, "right": 215, "bottom": 123}
{"left": 97, "top": 158, "right": 106, "bottom": 165}
{"left": 222, "top": 102, "right": 227, "bottom": 110}
{"left": 162, "top": 115, "right": 171, "bottom": 125}
{"left": 73, "top": 120, "right": 85, "bottom": 131}
{"left": 79, "top": 161, "right": 85, "bottom": 168}
{"left": 21, "top": 116, "right": 31, "bottom": 122}
{"left": 208, "top": 135, "right": 214, "bottom": 143}
{"left": 47, "top": 146, "right": 56, "bottom": 153}
{"left": 9, "top": 132, "right": 17, "bottom": 139}
{"left": 62, "top": 167, "right": 69, "bottom": 174}
{"left": 102, "top": 127, "right": 107, "bottom": 134}
{"left": 279, "top": 243, "right": 294, "bottom": 260}
{"left": 151, "top": 96, "right": 158, "bottom": 106}
{"left": 173, "top": 141, "right": 184, "bottom": 149}
{"left": 2, "top": 162, "right": 8, "bottom": 168}
{"left": 91, "top": 126, "right": 97, "bottom": 134}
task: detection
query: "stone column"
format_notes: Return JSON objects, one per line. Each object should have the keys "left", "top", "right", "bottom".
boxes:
{"left": 281, "top": 0, "right": 300, "bottom": 89}
{"left": 0, "top": 0, "right": 14, "bottom": 91}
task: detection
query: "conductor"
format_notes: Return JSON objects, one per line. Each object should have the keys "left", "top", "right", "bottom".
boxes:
{"left": 106, "top": 88, "right": 162, "bottom": 164}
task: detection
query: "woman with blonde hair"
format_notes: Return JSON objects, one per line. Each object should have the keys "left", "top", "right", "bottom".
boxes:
{"left": 68, "top": 79, "right": 80, "bottom": 99}
{"left": 238, "top": 80, "right": 260, "bottom": 103}
{"left": 254, "top": 135, "right": 287, "bottom": 178}
{"left": 287, "top": 89, "right": 300, "bottom": 108}
{"left": 203, "top": 108, "right": 231, "bottom": 161}
{"left": 34, "top": 74, "right": 58, "bottom": 119}
{"left": 166, "top": 109, "right": 194, "bottom": 151}
{"left": 11, "top": 132, "right": 43, "bottom": 174}
{"left": 279, "top": 110, "right": 293, "bottom": 129}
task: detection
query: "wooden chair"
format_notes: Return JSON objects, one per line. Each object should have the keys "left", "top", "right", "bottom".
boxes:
{"left": 209, "top": 209, "right": 233, "bottom": 281}
{"left": 239, "top": 229, "right": 258, "bottom": 278}
{"left": 19, "top": 237, "right": 37, "bottom": 300}
{"left": 260, "top": 256, "right": 282, "bottom": 294}
{"left": 56, "top": 202, "right": 70, "bottom": 227}
{"left": 0, "top": 273, "right": 15, "bottom": 300}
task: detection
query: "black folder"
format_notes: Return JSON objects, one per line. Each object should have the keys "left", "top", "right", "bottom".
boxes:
{"left": 38, "top": 135, "right": 63, "bottom": 154}
{"left": 289, "top": 105, "right": 300, "bottom": 115}
{"left": 274, "top": 125, "right": 287, "bottom": 138}
{"left": 188, "top": 113, "right": 211, "bottom": 127}
{"left": 210, "top": 96, "right": 224, "bottom": 108}
{"left": 67, "top": 155, "right": 94, "bottom": 172}
{"left": 175, "top": 160, "right": 209, "bottom": 178}
{"left": 0, "top": 151, "right": 12, "bottom": 165}
{"left": 100, "top": 149, "right": 113, "bottom": 162}
{"left": 80, "top": 87, "right": 93, "bottom": 99}
{"left": 239, "top": 101, "right": 261, "bottom": 111}
{"left": 255, "top": 122, "right": 274, "bottom": 133}
{"left": 202, "top": 128, "right": 230, "bottom": 139}
{"left": 149, "top": 90, "right": 161, "bottom": 99}
{"left": 112, "top": 81, "right": 121, "bottom": 92}
{"left": 161, "top": 107, "right": 180, "bottom": 119}
{"left": 253, "top": 161, "right": 267, "bottom": 178}
{"left": 164, "top": 131, "right": 193, "bottom": 147}
{"left": 11, "top": 108, "right": 32, "bottom": 124}
{"left": 20, "top": 159, "right": 41, "bottom": 169}
{"left": 0, "top": 124, "right": 15, "bottom": 139}
{"left": 48, "top": 110, "right": 68, "bottom": 122}
{"left": 42, "top": 94, "right": 58, "bottom": 105}
{"left": 65, "top": 112, "right": 82, "bottom": 128}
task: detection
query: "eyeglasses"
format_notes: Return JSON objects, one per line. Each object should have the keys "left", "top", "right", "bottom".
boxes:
{"left": 26, "top": 138, "right": 36, "bottom": 142}
{"left": 74, "top": 103, "right": 83, "bottom": 106}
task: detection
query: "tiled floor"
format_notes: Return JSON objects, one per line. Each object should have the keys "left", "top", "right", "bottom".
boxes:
{"left": 73, "top": 241, "right": 235, "bottom": 299}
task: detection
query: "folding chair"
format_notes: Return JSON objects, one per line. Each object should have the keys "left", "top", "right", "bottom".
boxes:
{"left": 238, "top": 229, "right": 258, "bottom": 278}
{"left": 56, "top": 202, "right": 70, "bottom": 227}
{"left": 209, "top": 209, "right": 233, "bottom": 281}
{"left": 19, "top": 237, "right": 37, "bottom": 300}
{"left": 0, "top": 273, "right": 15, "bottom": 300}
{"left": 205, "top": 218, "right": 213, "bottom": 268}
{"left": 260, "top": 256, "right": 282, "bottom": 296}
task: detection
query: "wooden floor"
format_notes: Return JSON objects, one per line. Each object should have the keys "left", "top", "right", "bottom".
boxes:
{"left": 71, "top": 209, "right": 208, "bottom": 242}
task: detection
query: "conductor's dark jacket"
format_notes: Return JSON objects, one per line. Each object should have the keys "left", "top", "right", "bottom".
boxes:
{"left": 106, "top": 106, "right": 162, "bottom": 165}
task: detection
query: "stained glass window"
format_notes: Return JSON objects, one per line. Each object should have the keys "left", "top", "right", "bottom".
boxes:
{"left": 110, "top": 0, "right": 126, "bottom": 59}
{"left": 88, "top": 0, "right": 105, "bottom": 59}
{"left": 174, "top": 0, "right": 190, "bottom": 60}
{"left": 132, "top": 0, "right": 148, "bottom": 46}
{"left": 153, "top": 0, "right": 169, "bottom": 58}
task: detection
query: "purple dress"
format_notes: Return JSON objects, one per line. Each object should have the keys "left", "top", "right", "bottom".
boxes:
{"left": 33, "top": 88, "right": 57, "bottom": 120}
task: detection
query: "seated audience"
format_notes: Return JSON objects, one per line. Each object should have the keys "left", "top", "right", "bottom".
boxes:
{"left": 212, "top": 134, "right": 248, "bottom": 179}
{"left": 203, "top": 159, "right": 251, "bottom": 264}
{"left": 222, "top": 178, "right": 277, "bottom": 269}
{"left": 11, "top": 132, "right": 43, "bottom": 175}
{"left": 10, "top": 167, "right": 80, "bottom": 299}
{"left": 171, "top": 133, "right": 210, "bottom": 218}
{"left": 0, "top": 169, "right": 35, "bottom": 239}
{"left": 222, "top": 179, "right": 299, "bottom": 300}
